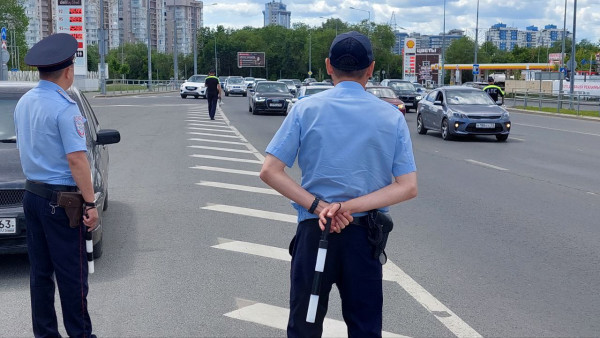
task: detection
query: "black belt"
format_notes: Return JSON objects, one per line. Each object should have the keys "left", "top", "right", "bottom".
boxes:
{"left": 25, "top": 180, "right": 78, "bottom": 201}
{"left": 351, "top": 215, "right": 370, "bottom": 227}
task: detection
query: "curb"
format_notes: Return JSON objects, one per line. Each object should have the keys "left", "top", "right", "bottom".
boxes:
{"left": 506, "top": 106, "right": 600, "bottom": 122}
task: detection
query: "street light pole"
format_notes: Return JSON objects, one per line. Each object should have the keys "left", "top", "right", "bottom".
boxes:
{"left": 474, "top": 0, "right": 480, "bottom": 82}
{"left": 99, "top": 0, "right": 106, "bottom": 94}
{"left": 349, "top": 7, "right": 370, "bottom": 35}
{"left": 558, "top": 0, "right": 567, "bottom": 109}
{"left": 569, "top": 0, "right": 577, "bottom": 99}
{"left": 441, "top": 0, "right": 446, "bottom": 86}
{"left": 214, "top": 35, "right": 217, "bottom": 76}
{"left": 147, "top": 0, "right": 152, "bottom": 90}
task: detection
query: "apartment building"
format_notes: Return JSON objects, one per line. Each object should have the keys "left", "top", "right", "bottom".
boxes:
{"left": 263, "top": 0, "right": 290, "bottom": 29}
{"left": 486, "top": 23, "right": 571, "bottom": 51}
{"left": 22, "top": 0, "right": 53, "bottom": 48}
{"left": 165, "top": 0, "right": 202, "bottom": 55}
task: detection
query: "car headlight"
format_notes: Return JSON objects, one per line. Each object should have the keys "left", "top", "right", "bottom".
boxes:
{"left": 397, "top": 104, "right": 405, "bottom": 110}
{"left": 452, "top": 112, "right": 468, "bottom": 119}
{"left": 502, "top": 111, "right": 510, "bottom": 118}
{"left": 255, "top": 97, "right": 266, "bottom": 102}
{"left": 416, "top": 95, "right": 422, "bottom": 100}
{"left": 285, "top": 99, "right": 292, "bottom": 103}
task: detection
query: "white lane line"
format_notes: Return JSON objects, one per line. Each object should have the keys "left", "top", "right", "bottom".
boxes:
{"left": 186, "top": 122, "right": 231, "bottom": 128}
{"left": 188, "top": 145, "right": 253, "bottom": 153}
{"left": 223, "top": 301, "right": 408, "bottom": 338}
{"left": 187, "top": 127, "right": 237, "bottom": 133}
{"left": 191, "top": 166, "right": 259, "bottom": 176}
{"left": 465, "top": 159, "right": 508, "bottom": 171}
{"left": 217, "top": 110, "right": 265, "bottom": 163}
{"left": 516, "top": 123, "right": 600, "bottom": 137}
{"left": 197, "top": 181, "right": 280, "bottom": 195}
{"left": 190, "top": 154, "right": 262, "bottom": 164}
{"left": 187, "top": 131, "right": 241, "bottom": 139}
{"left": 201, "top": 204, "right": 296, "bottom": 223}
{"left": 510, "top": 136, "right": 525, "bottom": 141}
{"left": 215, "top": 239, "right": 481, "bottom": 338}
{"left": 188, "top": 138, "right": 248, "bottom": 145}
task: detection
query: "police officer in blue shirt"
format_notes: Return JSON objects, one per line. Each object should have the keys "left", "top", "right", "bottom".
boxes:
{"left": 14, "top": 33, "right": 98, "bottom": 338}
{"left": 260, "top": 31, "right": 418, "bottom": 337}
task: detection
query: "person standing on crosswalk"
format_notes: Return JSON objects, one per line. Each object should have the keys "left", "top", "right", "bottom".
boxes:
{"left": 260, "top": 31, "right": 418, "bottom": 337}
{"left": 204, "top": 69, "right": 221, "bottom": 120}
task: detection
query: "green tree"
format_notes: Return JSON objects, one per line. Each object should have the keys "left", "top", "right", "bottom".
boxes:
{"left": 0, "top": 0, "right": 28, "bottom": 70}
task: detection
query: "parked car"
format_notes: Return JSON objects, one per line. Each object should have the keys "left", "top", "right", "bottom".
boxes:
{"left": 380, "top": 79, "right": 423, "bottom": 112}
{"left": 292, "top": 79, "right": 302, "bottom": 89}
{"left": 462, "top": 81, "right": 488, "bottom": 90}
{"left": 277, "top": 79, "right": 298, "bottom": 96}
{"left": 224, "top": 76, "right": 247, "bottom": 96}
{"left": 180, "top": 74, "right": 207, "bottom": 99}
{"left": 253, "top": 78, "right": 267, "bottom": 89}
{"left": 412, "top": 82, "right": 427, "bottom": 94}
{"left": 302, "top": 78, "right": 317, "bottom": 85}
{"left": 366, "top": 86, "right": 406, "bottom": 115}
{"left": 248, "top": 81, "right": 294, "bottom": 115}
{"left": 416, "top": 86, "right": 511, "bottom": 141}
{"left": 0, "top": 82, "right": 121, "bottom": 257}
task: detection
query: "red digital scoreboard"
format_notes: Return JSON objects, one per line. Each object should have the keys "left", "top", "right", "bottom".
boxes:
{"left": 56, "top": 0, "right": 86, "bottom": 75}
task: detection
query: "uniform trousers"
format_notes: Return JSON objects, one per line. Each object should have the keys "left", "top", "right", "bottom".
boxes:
{"left": 288, "top": 218, "right": 383, "bottom": 338}
{"left": 206, "top": 93, "right": 218, "bottom": 120}
{"left": 23, "top": 192, "right": 92, "bottom": 338}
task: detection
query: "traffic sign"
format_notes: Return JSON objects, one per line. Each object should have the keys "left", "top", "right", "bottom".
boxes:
{"left": 1, "top": 27, "right": 6, "bottom": 41}
{"left": 581, "top": 59, "right": 588, "bottom": 65}
{"left": 472, "top": 64, "right": 479, "bottom": 75}
{"left": 1, "top": 49, "right": 10, "bottom": 63}
{"left": 1, "top": 41, "right": 6, "bottom": 50}
{"left": 308, "top": 71, "right": 313, "bottom": 76}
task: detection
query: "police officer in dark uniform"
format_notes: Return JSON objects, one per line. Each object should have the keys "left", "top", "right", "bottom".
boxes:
{"left": 483, "top": 76, "right": 505, "bottom": 103}
{"left": 260, "top": 31, "right": 418, "bottom": 337}
{"left": 14, "top": 33, "right": 98, "bottom": 338}
{"left": 204, "top": 69, "right": 221, "bottom": 120}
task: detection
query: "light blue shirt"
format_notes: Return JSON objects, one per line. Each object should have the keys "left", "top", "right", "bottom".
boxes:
{"left": 266, "top": 81, "right": 416, "bottom": 222}
{"left": 14, "top": 80, "right": 87, "bottom": 186}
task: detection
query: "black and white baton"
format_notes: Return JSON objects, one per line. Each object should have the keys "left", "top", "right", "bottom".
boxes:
{"left": 86, "top": 229, "right": 94, "bottom": 274}
{"left": 306, "top": 217, "right": 332, "bottom": 323}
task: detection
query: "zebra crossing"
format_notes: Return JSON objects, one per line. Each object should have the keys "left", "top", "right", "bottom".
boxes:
{"left": 185, "top": 104, "right": 482, "bottom": 337}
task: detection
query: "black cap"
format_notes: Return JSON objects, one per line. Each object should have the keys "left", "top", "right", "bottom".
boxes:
{"left": 328, "top": 31, "right": 374, "bottom": 71}
{"left": 25, "top": 33, "right": 78, "bottom": 72}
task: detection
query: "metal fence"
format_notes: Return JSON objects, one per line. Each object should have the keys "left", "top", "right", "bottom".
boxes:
{"left": 102, "top": 79, "right": 183, "bottom": 95}
{"left": 509, "top": 89, "right": 600, "bottom": 117}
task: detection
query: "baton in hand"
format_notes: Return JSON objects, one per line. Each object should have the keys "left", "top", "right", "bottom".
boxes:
{"left": 306, "top": 217, "right": 332, "bottom": 323}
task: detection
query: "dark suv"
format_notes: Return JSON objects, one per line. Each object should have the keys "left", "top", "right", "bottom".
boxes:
{"left": 380, "top": 79, "right": 423, "bottom": 112}
{"left": 0, "top": 82, "right": 120, "bottom": 257}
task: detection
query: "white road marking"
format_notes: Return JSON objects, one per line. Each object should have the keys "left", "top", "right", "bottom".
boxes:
{"left": 187, "top": 127, "right": 236, "bottom": 133}
{"left": 187, "top": 131, "right": 241, "bottom": 139}
{"left": 516, "top": 123, "right": 600, "bottom": 137}
{"left": 214, "top": 239, "right": 482, "bottom": 338}
{"left": 186, "top": 122, "right": 230, "bottom": 128}
{"left": 190, "top": 154, "right": 262, "bottom": 164}
{"left": 217, "top": 110, "right": 266, "bottom": 162}
{"left": 465, "top": 159, "right": 508, "bottom": 171}
{"left": 197, "top": 181, "right": 279, "bottom": 195}
{"left": 191, "top": 166, "right": 259, "bottom": 176}
{"left": 509, "top": 136, "right": 525, "bottom": 141}
{"left": 188, "top": 145, "right": 253, "bottom": 153}
{"left": 223, "top": 301, "right": 408, "bottom": 338}
{"left": 188, "top": 138, "right": 247, "bottom": 145}
{"left": 587, "top": 191, "right": 597, "bottom": 196}
{"left": 201, "top": 204, "right": 296, "bottom": 223}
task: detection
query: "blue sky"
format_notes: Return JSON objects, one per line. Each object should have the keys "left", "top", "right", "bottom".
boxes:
{"left": 203, "top": 0, "right": 599, "bottom": 43}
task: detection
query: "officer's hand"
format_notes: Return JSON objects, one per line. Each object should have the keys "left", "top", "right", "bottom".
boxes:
{"left": 83, "top": 207, "right": 99, "bottom": 231}
{"left": 319, "top": 203, "right": 353, "bottom": 233}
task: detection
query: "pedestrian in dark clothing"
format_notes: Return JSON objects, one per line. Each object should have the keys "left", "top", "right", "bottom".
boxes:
{"left": 205, "top": 70, "right": 221, "bottom": 120}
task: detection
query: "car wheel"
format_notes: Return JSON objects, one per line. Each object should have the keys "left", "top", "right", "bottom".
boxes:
{"left": 93, "top": 231, "right": 103, "bottom": 259}
{"left": 181, "top": 94, "right": 187, "bottom": 99}
{"left": 243, "top": 93, "right": 247, "bottom": 97}
{"left": 496, "top": 134, "right": 509, "bottom": 142}
{"left": 417, "top": 114, "right": 427, "bottom": 135}
{"left": 252, "top": 105, "right": 258, "bottom": 115}
{"left": 441, "top": 119, "right": 452, "bottom": 140}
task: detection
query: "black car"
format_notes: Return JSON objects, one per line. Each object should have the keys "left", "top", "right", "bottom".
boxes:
{"left": 0, "top": 82, "right": 120, "bottom": 257}
{"left": 380, "top": 79, "right": 423, "bottom": 112}
{"left": 248, "top": 81, "right": 293, "bottom": 115}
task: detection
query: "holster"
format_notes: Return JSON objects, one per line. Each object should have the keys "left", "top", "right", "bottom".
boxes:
{"left": 366, "top": 210, "right": 394, "bottom": 264}
{"left": 57, "top": 192, "right": 84, "bottom": 228}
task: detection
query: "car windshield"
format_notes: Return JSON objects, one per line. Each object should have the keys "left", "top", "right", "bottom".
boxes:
{"left": 367, "top": 88, "right": 396, "bottom": 98}
{"left": 0, "top": 95, "right": 20, "bottom": 142}
{"left": 389, "top": 82, "right": 415, "bottom": 91}
{"left": 257, "top": 83, "right": 288, "bottom": 93}
{"left": 188, "top": 75, "right": 206, "bottom": 82}
{"left": 278, "top": 80, "right": 294, "bottom": 86}
{"left": 228, "top": 78, "right": 244, "bottom": 84}
{"left": 292, "top": 79, "right": 301, "bottom": 86}
{"left": 245, "top": 77, "right": 255, "bottom": 82}
{"left": 305, "top": 87, "right": 332, "bottom": 95}
{"left": 446, "top": 90, "right": 496, "bottom": 105}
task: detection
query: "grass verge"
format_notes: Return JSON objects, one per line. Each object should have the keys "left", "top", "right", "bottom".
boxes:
{"left": 513, "top": 106, "right": 600, "bottom": 118}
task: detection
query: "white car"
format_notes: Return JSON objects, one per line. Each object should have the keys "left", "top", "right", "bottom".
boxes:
{"left": 224, "top": 77, "right": 247, "bottom": 97}
{"left": 180, "top": 74, "right": 207, "bottom": 99}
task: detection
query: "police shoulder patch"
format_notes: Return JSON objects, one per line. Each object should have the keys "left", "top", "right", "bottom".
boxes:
{"left": 74, "top": 115, "right": 86, "bottom": 138}
{"left": 57, "top": 89, "right": 76, "bottom": 104}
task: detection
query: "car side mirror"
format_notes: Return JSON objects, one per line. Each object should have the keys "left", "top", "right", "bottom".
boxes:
{"left": 96, "top": 129, "right": 121, "bottom": 145}
{"left": 434, "top": 100, "right": 443, "bottom": 106}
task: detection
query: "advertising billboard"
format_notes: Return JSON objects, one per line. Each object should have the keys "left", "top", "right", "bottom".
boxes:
{"left": 237, "top": 52, "right": 265, "bottom": 68}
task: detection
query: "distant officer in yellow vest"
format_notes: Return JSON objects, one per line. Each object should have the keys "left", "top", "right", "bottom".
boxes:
{"left": 483, "top": 77, "right": 504, "bottom": 104}
{"left": 204, "top": 70, "right": 221, "bottom": 120}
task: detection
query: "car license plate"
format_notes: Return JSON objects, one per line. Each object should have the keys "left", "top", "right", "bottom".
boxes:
{"left": 476, "top": 123, "right": 496, "bottom": 129}
{"left": 0, "top": 218, "right": 17, "bottom": 234}
{"left": 270, "top": 103, "right": 283, "bottom": 107}
{"left": 404, "top": 102, "right": 413, "bottom": 106}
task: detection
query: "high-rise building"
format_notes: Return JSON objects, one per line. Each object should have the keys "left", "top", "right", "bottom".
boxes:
{"left": 486, "top": 23, "right": 571, "bottom": 51}
{"left": 165, "top": 0, "right": 202, "bottom": 55}
{"left": 22, "top": 0, "right": 53, "bottom": 48}
{"left": 263, "top": 1, "right": 290, "bottom": 29}
{"left": 429, "top": 29, "right": 464, "bottom": 50}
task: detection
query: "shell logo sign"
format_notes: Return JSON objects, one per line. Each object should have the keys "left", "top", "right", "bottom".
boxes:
{"left": 404, "top": 38, "right": 416, "bottom": 53}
